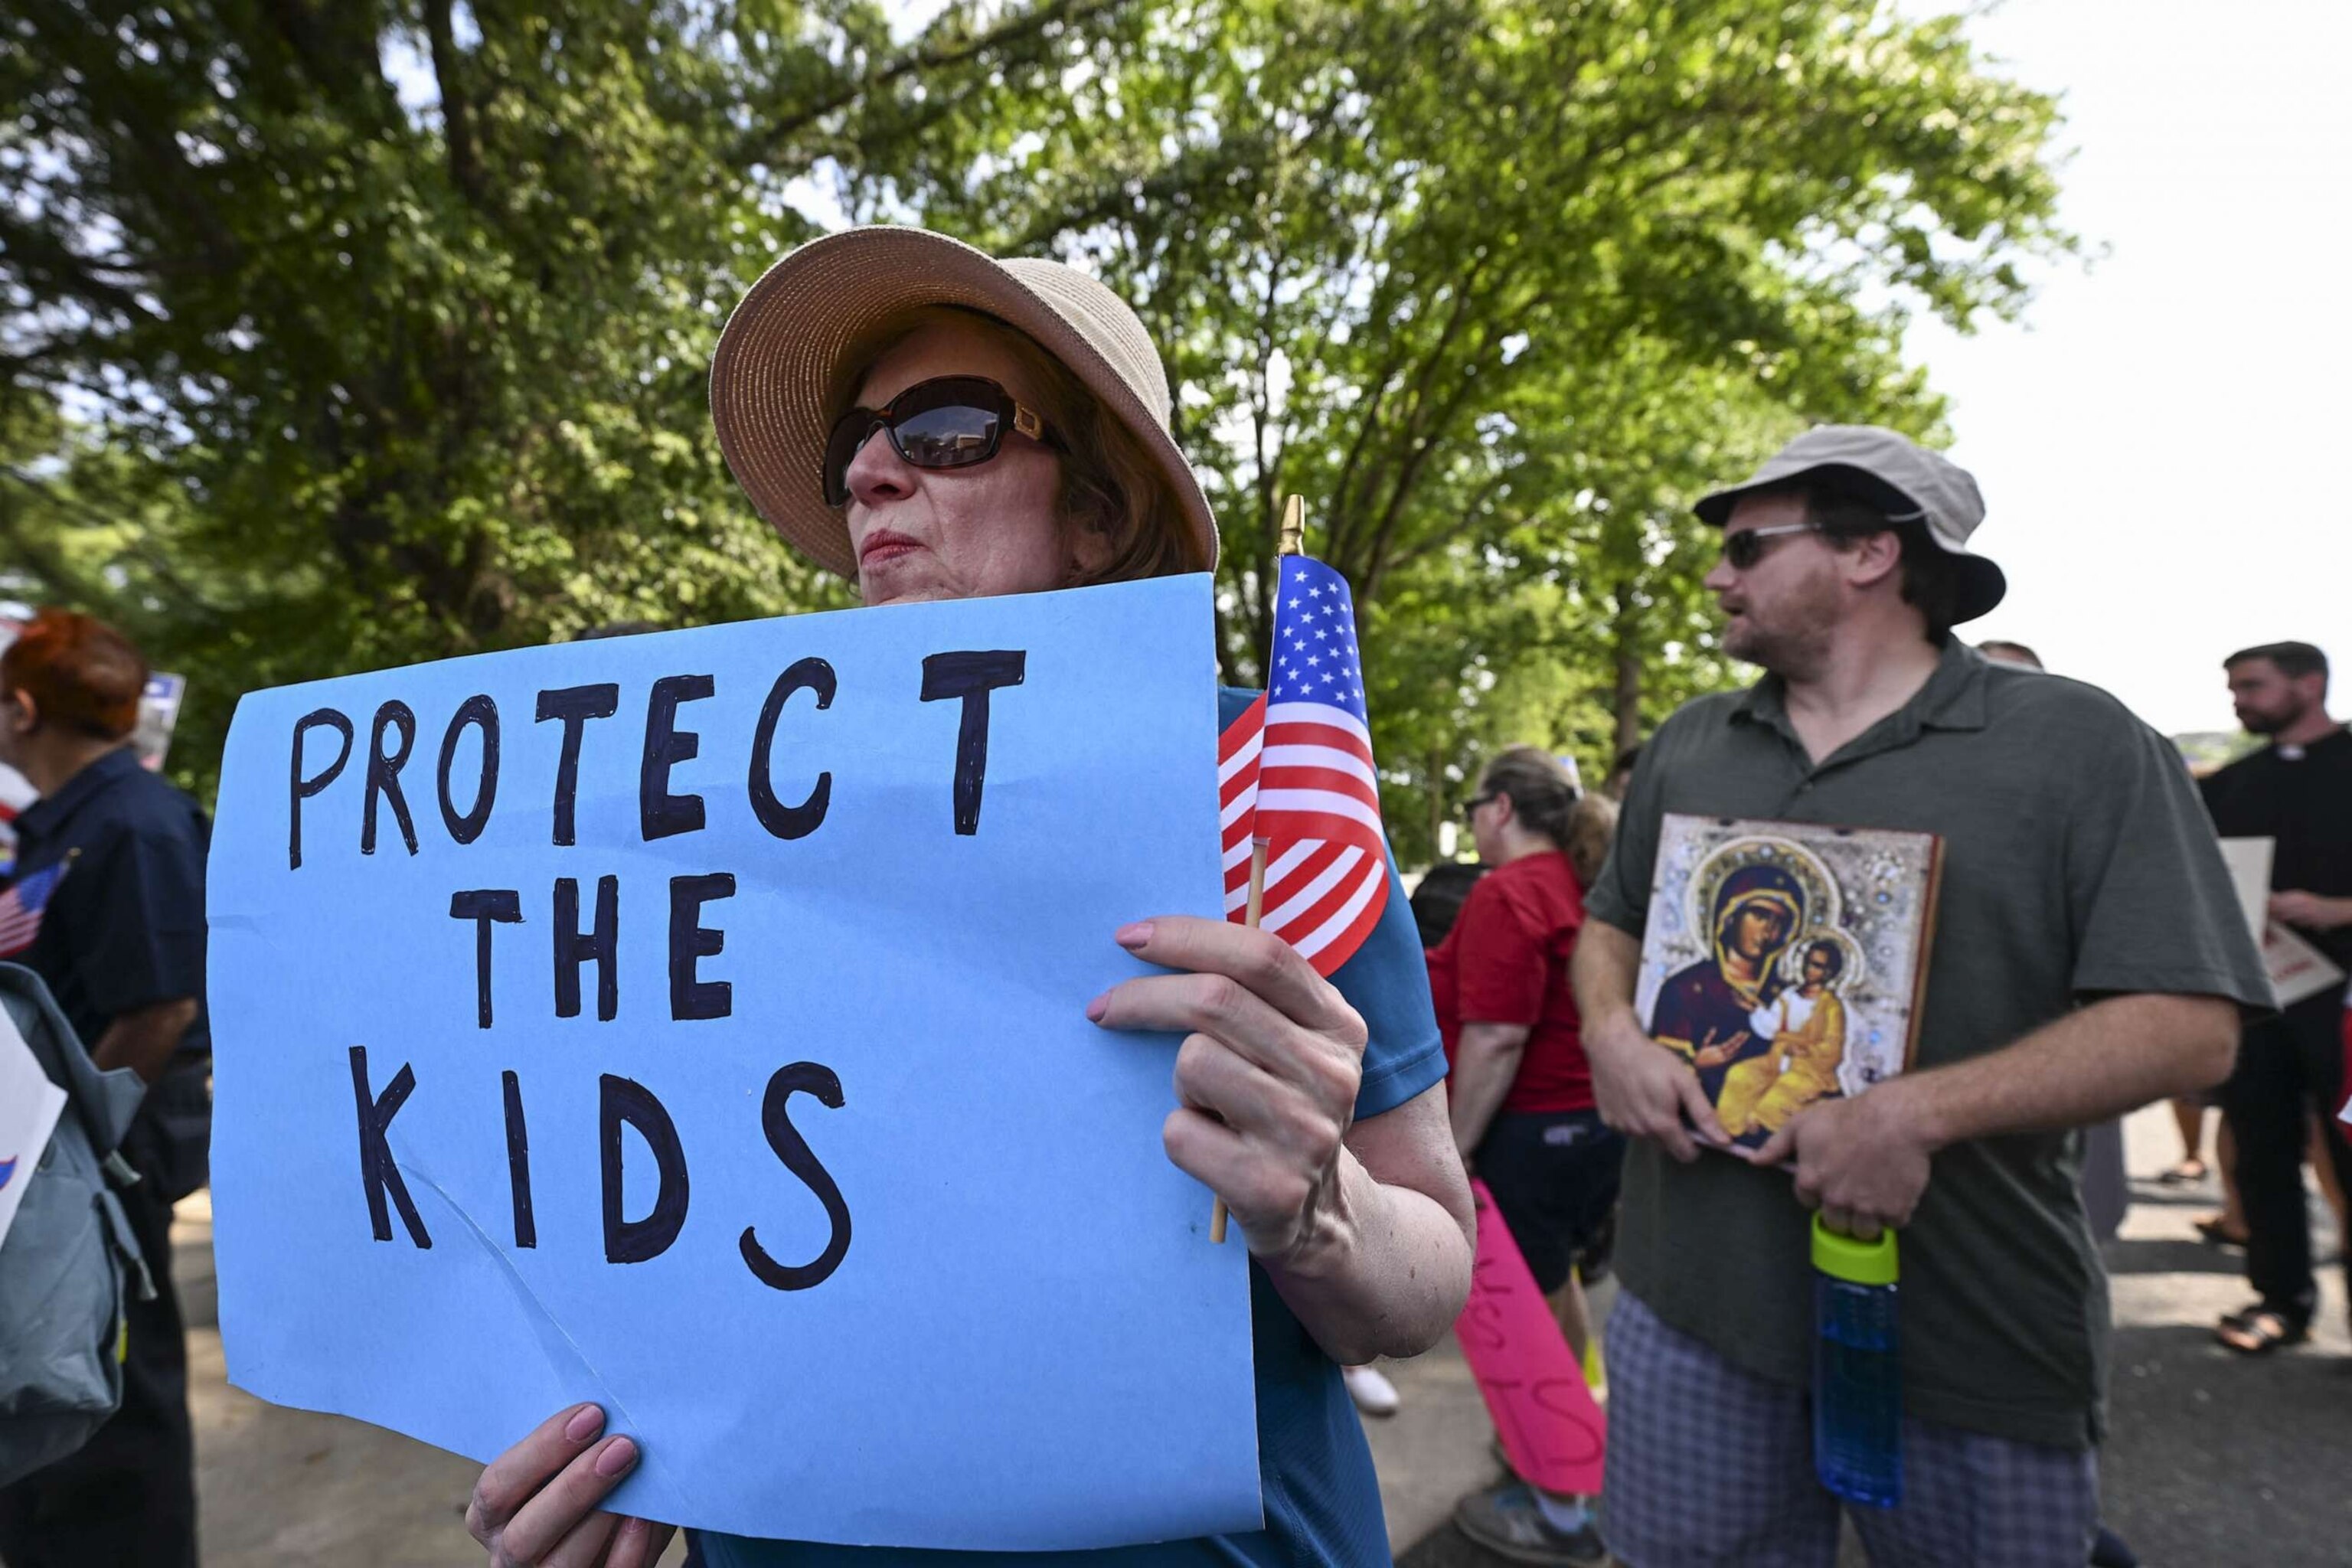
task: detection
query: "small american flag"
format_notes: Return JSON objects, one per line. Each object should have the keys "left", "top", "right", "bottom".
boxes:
{"left": 0, "top": 858, "right": 68, "bottom": 958}
{"left": 1219, "top": 555, "right": 1390, "bottom": 977}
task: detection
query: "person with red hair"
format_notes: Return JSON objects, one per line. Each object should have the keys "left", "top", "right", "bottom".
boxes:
{"left": 0, "top": 607, "right": 211, "bottom": 1568}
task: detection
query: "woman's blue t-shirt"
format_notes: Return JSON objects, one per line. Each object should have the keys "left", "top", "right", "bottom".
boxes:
{"left": 694, "top": 688, "right": 1447, "bottom": 1568}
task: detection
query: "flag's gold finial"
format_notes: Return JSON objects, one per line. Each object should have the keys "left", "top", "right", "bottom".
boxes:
{"left": 1279, "top": 495, "right": 1305, "bottom": 558}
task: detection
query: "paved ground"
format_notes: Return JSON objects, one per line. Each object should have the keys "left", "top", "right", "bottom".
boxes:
{"left": 173, "top": 1103, "right": 2350, "bottom": 1566}
{"left": 1377, "top": 1106, "right": 2352, "bottom": 1568}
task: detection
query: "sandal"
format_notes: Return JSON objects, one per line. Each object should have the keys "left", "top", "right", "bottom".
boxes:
{"left": 2216, "top": 1305, "right": 2308, "bottom": 1355}
{"left": 2156, "top": 1158, "right": 2208, "bottom": 1185}
{"left": 2194, "top": 1215, "right": 2250, "bottom": 1249}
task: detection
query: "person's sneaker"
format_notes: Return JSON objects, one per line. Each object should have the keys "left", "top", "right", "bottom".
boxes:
{"left": 1452, "top": 1480, "right": 1609, "bottom": 1566}
{"left": 1341, "top": 1363, "right": 1400, "bottom": 1417}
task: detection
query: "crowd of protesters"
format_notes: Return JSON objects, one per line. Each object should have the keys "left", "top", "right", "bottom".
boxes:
{"left": 0, "top": 228, "right": 2346, "bottom": 1568}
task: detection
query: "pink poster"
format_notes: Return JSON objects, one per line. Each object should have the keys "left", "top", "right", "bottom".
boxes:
{"left": 1452, "top": 1179, "right": 1607, "bottom": 1496}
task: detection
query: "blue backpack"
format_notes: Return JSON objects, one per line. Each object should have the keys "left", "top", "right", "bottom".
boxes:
{"left": 0, "top": 962, "right": 154, "bottom": 1487}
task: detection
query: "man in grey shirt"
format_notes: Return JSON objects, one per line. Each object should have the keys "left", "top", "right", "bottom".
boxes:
{"left": 1571, "top": 427, "right": 2271, "bottom": 1568}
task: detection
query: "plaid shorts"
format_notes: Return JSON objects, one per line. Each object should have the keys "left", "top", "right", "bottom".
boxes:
{"left": 1601, "top": 1292, "right": 2098, "bottom": 1568}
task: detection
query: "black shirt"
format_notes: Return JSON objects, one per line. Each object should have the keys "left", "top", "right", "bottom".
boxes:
{"left": 2200, "top": 726, "right": 2352, "bottom": 972}
{"left": 6, "top": 746, "right": 211, "bottom": 1058}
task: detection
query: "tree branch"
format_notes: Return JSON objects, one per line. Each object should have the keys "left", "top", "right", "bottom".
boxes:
{"left": 424, "top": 0, "right": 486, "bottom": 207}
{"left": 739, "top": 0, "right": 1133, "bottom": 165}
{"left": 1330, "top": 253, "right": 1489, "bottom": 577}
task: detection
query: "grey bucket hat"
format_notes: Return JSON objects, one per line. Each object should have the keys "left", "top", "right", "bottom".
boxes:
{"left": 1695, "top": 425, "right": 2007, "bottom": 625}
{"left": 709, "top": 227, "right": 1219, "bottom": 580}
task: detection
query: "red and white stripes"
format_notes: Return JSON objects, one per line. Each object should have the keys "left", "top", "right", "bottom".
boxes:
{"left": 1218, "top": 696, "right": 1390, "bottom": 978}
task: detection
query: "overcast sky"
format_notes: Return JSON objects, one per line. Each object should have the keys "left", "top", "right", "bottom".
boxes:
{"left": 1905, "top": 0, "right": 2349, "bottom": 735}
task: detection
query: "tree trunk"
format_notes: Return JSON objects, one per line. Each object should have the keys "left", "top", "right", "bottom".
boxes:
{"left": 1612, "top": 601, "right": 1642, "bottom": 756}
{"left": 1427, "top": 742, "right": 1447, "bottom": 866}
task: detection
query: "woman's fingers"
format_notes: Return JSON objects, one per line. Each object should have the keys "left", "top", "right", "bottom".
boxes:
{"left": 537, "top": 1507, "right": 620, "bottom": 1568}
{"left": 1165, "top": 1028, "right": 1350, "bottom": 1248}
{"left": 1161, "top": 1104, "right": 1249, "bottom": 1190}
{"left": 1094, "top": 972, "right": 1365, "bottom": 1132}
{"left": 1096, "top": 914, "right": 1369, "bottom": 1256}
{"left": 495, "top": 1435, "right": 639, "bottom": 1566}
{"left": 1173, "top": 1033, "right": 1349, "bottom": 1162}
{"left": 1092, "top": 916, "right": 1367, "bottom": 1123}
{"left": 1093, "top": 969, "right": 1309, "bottom": 1078}
{"left": 1162, "top": 1106, "right": 1314, "bottom": 1228}
{"left": 1171, "top": 1033, "right": 1285, "bottom": 1131}
{"left": 1111, "top": 916, "right": 1365, "bottom": 1045}
{"left": 469, "top": 1404, "right": 607, "bottom": 1547}
{"left": 601, "top": 1519, "right": 677, "bottom": 1568}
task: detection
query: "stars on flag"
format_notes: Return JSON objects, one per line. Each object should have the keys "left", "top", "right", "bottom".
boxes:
{"left": 1266, "top": 557, "right": 1369, "bottom": 717}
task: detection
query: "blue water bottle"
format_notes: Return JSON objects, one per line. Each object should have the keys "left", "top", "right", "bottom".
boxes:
{"left": 1811, "top": 1214, "right": 1902, "bottom": 1508}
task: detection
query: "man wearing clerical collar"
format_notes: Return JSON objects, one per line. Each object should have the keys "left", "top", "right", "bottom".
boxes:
{"left": 2200, "top": 641, "right": 2352, "bottom": 1356}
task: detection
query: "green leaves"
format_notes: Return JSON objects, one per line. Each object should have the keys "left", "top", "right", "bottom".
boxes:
{"left": 6, "top": 0, "right": 2068, "bottom": 845}
{"left": 2, "top": 0, "right": 1085, "bottom": 795}
{"left": 900, "top": 0, "right": 2069, "bottom": 859}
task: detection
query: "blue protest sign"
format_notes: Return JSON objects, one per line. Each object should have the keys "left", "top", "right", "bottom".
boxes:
{"left": 206, "top": 574, "right": 1260, "bottom": 1549}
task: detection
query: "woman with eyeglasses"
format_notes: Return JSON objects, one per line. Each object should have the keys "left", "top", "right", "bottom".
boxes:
{"left": 1426, "top": 746, "right": 1619, "bottom": 1566}
{"left": 459, "top": 229, "right": 1475, "bottom": 1568}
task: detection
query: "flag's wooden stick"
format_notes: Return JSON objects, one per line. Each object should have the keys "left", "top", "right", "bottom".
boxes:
{"left": 1212, "top": 495, "right": 1310, "bottom": 1245}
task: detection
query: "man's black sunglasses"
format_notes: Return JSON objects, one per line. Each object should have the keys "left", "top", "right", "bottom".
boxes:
{"left": 1719, "top": 521, "right": 1826, "bottom": 571}
{"left": 822, "top": 375, "right": 1062, "bottom": 507}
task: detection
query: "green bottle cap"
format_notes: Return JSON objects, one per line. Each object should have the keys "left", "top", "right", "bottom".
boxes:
{"left": 1811, "top": 1213, "right": 1899, "bottom": 1285}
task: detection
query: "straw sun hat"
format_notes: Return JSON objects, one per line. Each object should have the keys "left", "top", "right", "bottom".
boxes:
{"left": 709, "top": 227, "right": 1220, "bottom": 580}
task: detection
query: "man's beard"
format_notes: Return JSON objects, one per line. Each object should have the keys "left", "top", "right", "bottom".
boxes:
{"left": 1722, "top": 577, "right": 1840, "bottom": 678}
{"left": 2239, "top": 696, "right": 2308, "bottom": 737}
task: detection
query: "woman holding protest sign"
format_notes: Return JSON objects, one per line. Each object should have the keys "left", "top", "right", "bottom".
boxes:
{"left": 462, "top": 229, "right": 1475, "bottom": 1568}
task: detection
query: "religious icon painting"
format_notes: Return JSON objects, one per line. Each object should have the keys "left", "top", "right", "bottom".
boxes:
{"left": 1633, "top": 815, "right": 1945, "bottom": 1152}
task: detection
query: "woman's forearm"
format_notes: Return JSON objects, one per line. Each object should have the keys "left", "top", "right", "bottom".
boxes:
{"left": 1449, "top": 1021, "right": 1530, "bottom": 1158}
{"left": 1262, "top": 1092, "right": 1476, "bottom": 1365}
{"left": 1265, "top": 1153, "right": 1475, "bottom": 1364}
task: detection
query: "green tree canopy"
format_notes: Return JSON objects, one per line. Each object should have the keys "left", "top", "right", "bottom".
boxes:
{"left": 903, "top": 0, "right": 2069, "bottom": 858}
{"left": 2, "top": 0, "right": 1129, "bottom": 789}
{"left": 5, "top": 0, "right": 2069, "bottom": 860}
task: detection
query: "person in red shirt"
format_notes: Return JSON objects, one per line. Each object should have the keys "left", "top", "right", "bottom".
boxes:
{"left": 1432, "top": 744, "right": 1619, "bottom": 1328}
{"left": 1432, "top": 746, "right": 1620, "bottom": 1566}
